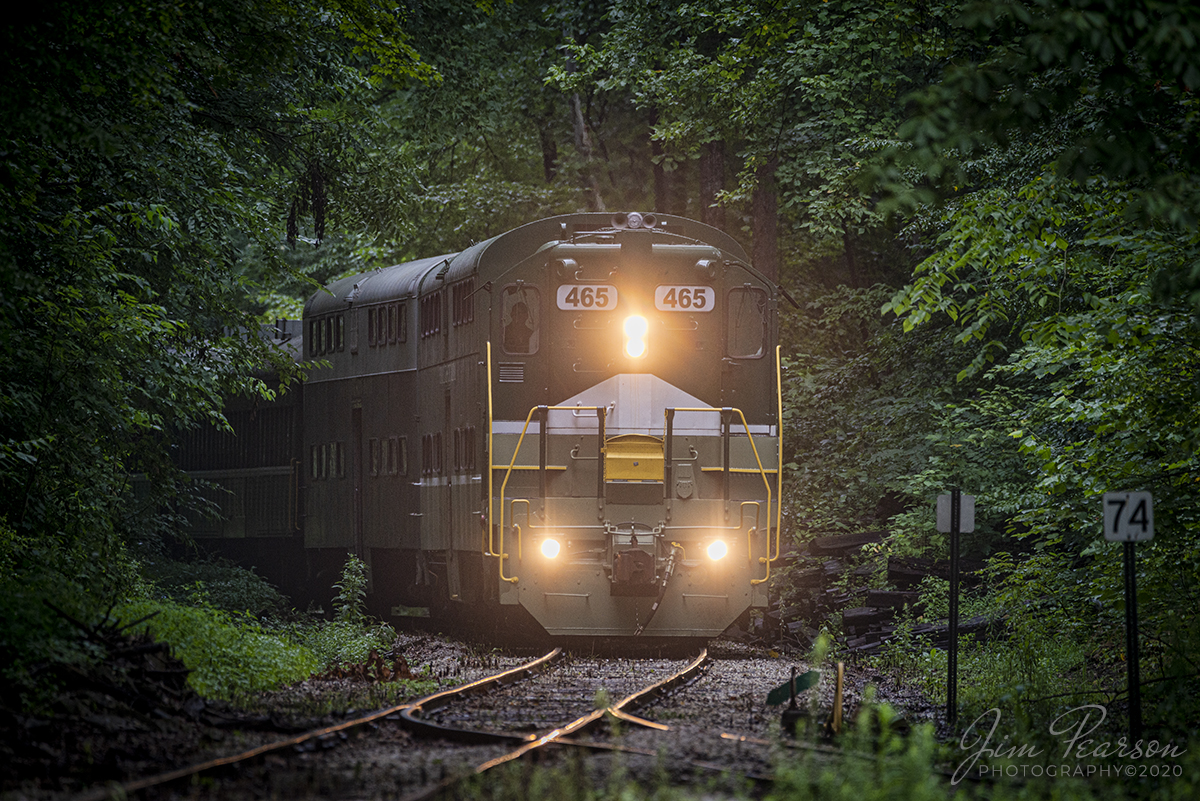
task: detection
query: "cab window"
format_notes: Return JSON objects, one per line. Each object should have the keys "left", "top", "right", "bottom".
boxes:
{"left": 501, "top": 285, "right": 540, "bottom": 354}
{"left": 727, "top": 287, "right": 766, "bottom": 359}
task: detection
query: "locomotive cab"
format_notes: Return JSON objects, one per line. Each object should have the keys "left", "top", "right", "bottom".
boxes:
{"left": 479, "top": 214, "right": 780, "bottom": 637}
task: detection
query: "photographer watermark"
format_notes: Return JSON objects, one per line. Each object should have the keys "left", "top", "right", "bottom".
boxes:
{"left": 952, "top": 705, "right": 1187, "bottom": 784}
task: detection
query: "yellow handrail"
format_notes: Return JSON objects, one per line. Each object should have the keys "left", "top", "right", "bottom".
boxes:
{"left": 665, "top": 406, "right": 773, "bottom": 584}
{"left": 496, "top": 407, "right": 540, "bottom": 583}
{"left": 484, "top": 341, "right": 500, "bottom": 557}
{"left": 740, "top": 500, "right": 761, "bottom": 562}
{"left": 494, "top": 404, "right": 607, "bottom": 583}
{"left": 510, "top": 498, "right": 535, "bottom": 561}
{"left": 774, "top": 344, "right": 783, "bottom": 563}
{"left": 490, "top": 397, "right": 781, "bottom": 586}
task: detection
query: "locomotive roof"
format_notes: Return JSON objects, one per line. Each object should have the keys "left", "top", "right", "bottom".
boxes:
{"left": 304, "top": 254, "right": 453, "bottom": 317}
{"left": 304, "top": 213, "right": 755, "bottom": 316}
{"left": 439, "top": 213, "right": 751, "bottom": 287}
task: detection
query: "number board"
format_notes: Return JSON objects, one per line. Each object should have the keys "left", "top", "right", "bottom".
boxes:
{"left": 557, "top": 284, "right": 617, "bottom": 310}
{"left": 1103, "top": 491, "right": 1154, "bottom": 542}
{"left": 655, "top": 285, "right": 715, "bottom": 312}
{"left": 936, "top": 494, "right": 975, "bottom": 533}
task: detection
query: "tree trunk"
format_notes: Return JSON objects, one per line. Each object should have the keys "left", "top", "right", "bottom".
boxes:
{"left": 652, "top": 138, "right": 671, "bottom": 214}
{"left": 699, "top": 141, "right": 725, "bottom": 230}
{"left": 538, "top": 124, "right": 558, "bottom": 183}
{"left": 649, "top": 108, "right": 671, "bottom": 214}
{"left": 571, "top": 93, "right": 605, "bottom": 211}
{"left": 843, "top": 229, "right": 861, "bottom": 288}
{"left": 563, "top": 34, "right": 603, "bottom": 211}
{"left": 752, "top": 157, "right": 779, "bottom": 283}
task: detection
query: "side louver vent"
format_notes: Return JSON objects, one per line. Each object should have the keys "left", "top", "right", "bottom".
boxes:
{"left": 498, "top": 362, "right": 525, "bottom": 383}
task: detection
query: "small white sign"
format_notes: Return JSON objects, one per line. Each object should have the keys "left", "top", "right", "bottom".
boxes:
{"left": 1103, "top": 491, "right": 1154, "bottom": 542}
{"left": 936, "top": 494, "right": 975, "bottom": 533}
{"left": 654, "top": 285, "right": 715, "bottom": 312}
{"left": 557, "top": 284, "right": 617, "bottom": 310}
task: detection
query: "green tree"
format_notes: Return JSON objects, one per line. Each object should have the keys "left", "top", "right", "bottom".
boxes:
{"left": 337, "top": 0, "right": 612, "bottom": 263}
{"left": 877, "top": 1, "right": 1200, "bottom": 723}
{"left": 878, "top": 0, "right": 1200, "bottom": 308}
{"left": 561, "top": 0, "right": 963, "bottom": 285}
{"left": 0, "top": 0, "right": 429, "bottom": 697}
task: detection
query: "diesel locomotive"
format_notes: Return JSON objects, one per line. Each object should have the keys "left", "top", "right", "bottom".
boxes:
{"left": 181, "top": 212, "right": 781, "bottom": 639}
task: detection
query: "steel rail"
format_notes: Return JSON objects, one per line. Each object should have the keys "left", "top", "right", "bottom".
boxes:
{"left": 398, "top": 647, "right": 564, "bottom": 743}
{"left": 72, "top": 648, "right": 562, "bottom": 801}
{"left": 474, "top": 647, "right": 709, "bottom": 771}
{"left": 401, "top": 648, "right": 711, "bottom": 801}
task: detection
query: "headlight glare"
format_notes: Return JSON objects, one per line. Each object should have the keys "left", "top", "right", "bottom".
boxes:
{"left": 540, "top": 538, "right": 561, "bottom": 559}
{"left": 624, "top": 315, "right": 648, "bottom": 359}
{"left": 706, "top": 540, "right": 728, "bottom": 561}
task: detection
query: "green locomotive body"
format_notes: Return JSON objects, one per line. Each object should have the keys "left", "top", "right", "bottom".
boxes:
{"left": 191, "top": 213, "right": 781, "bottom": 639}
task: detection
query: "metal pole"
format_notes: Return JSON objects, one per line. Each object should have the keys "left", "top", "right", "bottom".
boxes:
{"left": 664, "top": 409, "right": 675, "bottom": 501}
{"left": 596, "top": 407, "right": 606, "bottom": 512}
{"left": 1124, "top": 541, "right": 1142, "bottom": 740}
{"left": 538, "top": 405, "right": 548, "bottom": 505}
{"left": 948, "top": 487, "right": 960, "bottom": 726}
{"left": 721, "top": 408, "right": 732, "bottom": 503}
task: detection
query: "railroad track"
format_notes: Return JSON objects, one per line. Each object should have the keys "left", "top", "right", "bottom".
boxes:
{"left": 76, "top": 646, "right": 771, "bottom": 800}
{"left": 401, "top": 649, "right": 710, "bottom": 800}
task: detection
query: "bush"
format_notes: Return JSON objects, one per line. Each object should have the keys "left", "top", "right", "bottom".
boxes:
{"left": 0, "top": 570, "right": 106, "bottom": 712}
{"left": 294, "top": 554, "right": 396, "bottom": 668}
{"left": 296, "top": 618, "right": 397, "bottom": 669}
{"left": 0, "top": 519, "right": 138, "bottom": 712}
{"left": 115, "top": 597, "right": 318, "bottom": 701}
{"left": 110, "top": 554, "right": 397, "bottom": 700}
{"left": 140, "top": 555, "right": 289, "bottom": 618}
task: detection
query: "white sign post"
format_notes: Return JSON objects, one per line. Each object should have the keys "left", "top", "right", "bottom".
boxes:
{"left": 937, "top": 494, "right": 975, "bottom": 534}
{"left": 1103, "top": 491, "right": 1153, "bottom": 741}
{"left": 1103, "top": 491, "right": 1154, "bottom": 542}
{"left": 936, "top": 490, "right": 974, "bottom": 727}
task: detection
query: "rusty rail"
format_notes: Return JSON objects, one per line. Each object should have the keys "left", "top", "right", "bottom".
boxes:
{"left": 400, "top": 648, "right": 710, "bottom": 801}
{"left": 73, "top": 648, "right": 562, "bottom": 801}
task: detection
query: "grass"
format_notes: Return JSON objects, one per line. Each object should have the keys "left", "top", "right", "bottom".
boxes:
{"left": 115, "top": 596, "right": 320, "bottom": 700}
{"left": 115, "top": 553, "right": 403, "bottom": 702}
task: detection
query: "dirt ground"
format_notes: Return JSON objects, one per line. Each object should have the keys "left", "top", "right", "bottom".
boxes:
{"left": 0, "top": 630, "right": 942, "bottom": 800}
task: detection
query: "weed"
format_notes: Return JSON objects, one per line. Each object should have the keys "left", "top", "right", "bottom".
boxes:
{"left": 116, "top": 597, "right": 318, "bottom": 701}
{"left": 333, "top": 553, "right": 368, "bottom": 624}
{"left": 289, "top": 554, "right": 397, "bottom": 669}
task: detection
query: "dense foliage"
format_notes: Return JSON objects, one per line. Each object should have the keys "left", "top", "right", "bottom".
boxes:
{"left": 113, "top": 554, "right": 395, "bottom": 700}
{"left": 0, "top": 0, "right": 427, "bottom": 705}
{"left": 1, "top": 1, "right": 1197, "bottom": 795}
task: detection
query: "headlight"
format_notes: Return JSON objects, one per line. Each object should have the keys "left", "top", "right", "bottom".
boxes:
{"left": 623, "top": 315, "right": 648, "bottom": 359}
{"left": 706, "top": 540, "right": 728, "bottom": 561}
{"left": 540, "top": 538, "right": 561, "bottom": 559}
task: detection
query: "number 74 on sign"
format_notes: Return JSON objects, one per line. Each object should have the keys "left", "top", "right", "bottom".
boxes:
{"left": 1103, "top": 492, "right": 1154, "bottom": 542}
